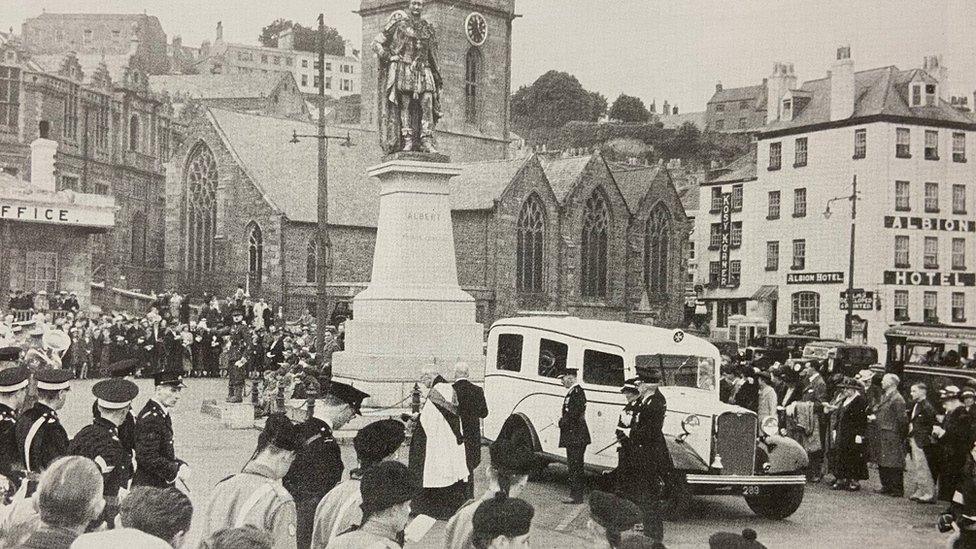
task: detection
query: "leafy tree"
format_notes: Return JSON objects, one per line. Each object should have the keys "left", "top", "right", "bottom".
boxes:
{"left": 609, "top": 94, "right": 650, "bottom": 123}
{"left": 511, "top": 70, "right": 604, "bottom": 134}
{"left": 259, "top": 19, "right": 346, "bottom": 56}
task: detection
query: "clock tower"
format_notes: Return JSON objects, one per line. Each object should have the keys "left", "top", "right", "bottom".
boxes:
{"left": 359, "top": 0, "right": 517, "bottom": 161}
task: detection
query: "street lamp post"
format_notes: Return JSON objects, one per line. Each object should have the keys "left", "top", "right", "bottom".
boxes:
{"left": 289, "top": 13, "right": 353, "bottom": 355}
{"left": 823, "top": 174, "right": 860, "bottom": 340}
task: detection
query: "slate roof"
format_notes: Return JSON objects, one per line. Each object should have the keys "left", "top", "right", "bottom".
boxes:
{"left": 710, "top": 84, "right": 765, "bottom": 104}
{"left": 708, "top": 149, "right": 757, "bottom": 184}
{"left": 149, "top": 73, "right": 284, "bottom": 100}
{"left": 449, "top": 157, "right": 530, "bottom": 210}
{"left": 678, "top": 186, "right": 699, "bottom": 213}
{"left": 764, "top": 66, "right": 975, "bottom": 132}
{"left": 539, "top": 155, "right": 592, "bottom": 204}
{"left": 608, "top": 164, "right": 664, "bottom": 214}
{"left": 32, "top": 53, "right": 134, "bottom": 84}
{"left": 206, "top": 108, "right": 378, "bottom": 227}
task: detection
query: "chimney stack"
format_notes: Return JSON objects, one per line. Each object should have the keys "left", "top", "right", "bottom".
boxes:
{"left": 673, "top": 106, "right": 679, "bottom": 115}
{"left": 715, "top": 83, "right": 723, "bottom": 92}
{"left": 829, "top": 46, "right": 855, "bottom": 121}
{"left": 766, "top": 62, "right": 796, "bottom": 122}
{"left": 216, "top": 21, "right": 223, "bottom": 43}
{"left": 662, "top": 100, "right": 670, "bottom": 116}
{"left": 30, "top": 138, "right": 58, "bottom": 192}
{"left": 923, "top": 55, "right": 949, "bottom": 102}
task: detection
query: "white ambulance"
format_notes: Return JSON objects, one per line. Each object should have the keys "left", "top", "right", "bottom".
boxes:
{"left": 482, "top": 316, "right": 808, "bottom": 519}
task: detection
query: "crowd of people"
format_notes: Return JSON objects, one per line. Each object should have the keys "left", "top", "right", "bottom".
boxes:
{"left": 7, "top": 290, "right": 81, "bottom": 315}
{"left": 718, "top": 350, "right": 976, "bottom": 546}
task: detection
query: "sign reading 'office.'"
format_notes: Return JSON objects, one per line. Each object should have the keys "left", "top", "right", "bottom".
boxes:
{"left": 786, "top": 272, "right": 845, "bottom": 284}
{"left": 0, "top": 201, "right": 114, "bottom": 228}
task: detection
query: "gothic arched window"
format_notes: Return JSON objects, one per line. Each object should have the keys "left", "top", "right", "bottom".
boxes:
{"left": 246, "top": 222, "right": 263, "bottom": 294}
{"left": 644, "top": 204, "right": 673, "bottom": 295}
{"left": 516, "top": 194, "right": 546, "bottom": 293}
{"left": 581, "top": 188, "right": 611, "bottom": 298}
{"left": 306, "top": 238, "right": 317, "bottom": 283}
{"left": 130, "top": 211, "right": 148, "bottom": 265}
{"left": 464, "top": 48, "right": 481, "bottom": 124}
{"left": 185, "top": 142, "right": 218, "bottom": 278}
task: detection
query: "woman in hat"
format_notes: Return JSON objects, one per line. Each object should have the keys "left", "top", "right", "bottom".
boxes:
{"left": 826, "top": 377, "right": 869, "bottom": 491}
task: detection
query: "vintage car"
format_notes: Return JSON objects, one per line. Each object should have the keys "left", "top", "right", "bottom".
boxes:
{"left": 483, "top": 317, "right": 808, "bottom": 519}
{"left": 802, "top": 340, "right": 879, "bottom": 378}
{"left": 879, "top": 323, "right": 976, "bottom": 397}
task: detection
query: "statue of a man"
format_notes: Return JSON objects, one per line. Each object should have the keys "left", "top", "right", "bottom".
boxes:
{"left": 373, "top": 0, "right": 443, "bottom": 154}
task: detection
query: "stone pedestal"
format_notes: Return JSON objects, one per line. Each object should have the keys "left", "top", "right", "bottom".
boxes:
{"left": 332, "top": 157, "right": 484, "bottom": 406}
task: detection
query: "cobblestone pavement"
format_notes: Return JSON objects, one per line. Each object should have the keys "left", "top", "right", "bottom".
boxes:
{"left": 56, "top": 379, "right": 949, "bottom": 548}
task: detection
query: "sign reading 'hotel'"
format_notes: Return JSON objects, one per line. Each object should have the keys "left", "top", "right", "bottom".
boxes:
{"left": 786, "top": 272, "right": 845, "bottom": 284}
{"left": 883, "top": 270, "right": 976, "bottom": 287}
{"left": 883, "top": 216, "right": 976, "bottom": 233}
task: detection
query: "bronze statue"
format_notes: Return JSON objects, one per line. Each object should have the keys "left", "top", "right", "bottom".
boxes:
{"left": 373, "top": 0, "right": 443, "bottom": 154}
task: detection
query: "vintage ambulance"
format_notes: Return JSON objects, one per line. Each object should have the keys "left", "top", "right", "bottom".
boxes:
{"left": 483, "top": 316, "right": 808, "bottom": 519}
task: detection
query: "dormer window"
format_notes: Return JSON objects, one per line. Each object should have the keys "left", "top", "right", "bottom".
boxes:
{"left": 911, "top": 83, "right": 923, "bottom": 107}
{"left": 782, "top": 99, "right": 793, "bottom": 121}
{"left": 911, "top": 82, "right": 938, "bottom": 107}
{"left": 925, "top": 84, "right": 937, "bottom": 106}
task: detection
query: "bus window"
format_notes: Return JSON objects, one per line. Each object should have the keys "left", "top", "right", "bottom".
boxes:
{"left": 636, "top": 354, "right": 715, "bottom": 390}
{"left": 539, "top": 338, "right": 568, "bottom": 378}
{"left": 496, "top": 334, "right": 523, "bottom": 372}
{"left": 582, "top": 349, "right": 624, "bottom": 387}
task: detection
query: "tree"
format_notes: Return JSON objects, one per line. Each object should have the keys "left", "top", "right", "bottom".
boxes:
{"left": 259, "top": 19, "right": 346, "bottom": 56}
{"left": 511, "top": 71, "right": 604, "bottom": 134}
{"left": 609, "top": 94, "right": 650, "bottom": 123}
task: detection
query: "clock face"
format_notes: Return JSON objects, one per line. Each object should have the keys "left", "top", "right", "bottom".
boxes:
{"left": 465, "top": 12, "right": 487, "bottom": 46}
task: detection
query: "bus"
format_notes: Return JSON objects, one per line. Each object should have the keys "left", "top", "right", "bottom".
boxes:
{"left": 882, "top": 323, "right": 976, "bottom": 391}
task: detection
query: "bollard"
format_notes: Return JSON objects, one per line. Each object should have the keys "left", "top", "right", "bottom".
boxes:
{"left": 411, "top": 383, "right": 421, "bottom": 415}
{"left": 306, "top": 387, "right": 319, "bottom": 421}
{"left": 276, "top": 382, "right": 285, "bottom": 413}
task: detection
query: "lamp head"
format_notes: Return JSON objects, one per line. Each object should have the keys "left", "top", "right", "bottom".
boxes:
{"left": 823, "top": 206, "right": 832, "bottom": 220}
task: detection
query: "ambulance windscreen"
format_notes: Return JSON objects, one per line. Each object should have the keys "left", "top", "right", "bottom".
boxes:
{"left": 635, "top": 354, "right": 716, "bottom": 390}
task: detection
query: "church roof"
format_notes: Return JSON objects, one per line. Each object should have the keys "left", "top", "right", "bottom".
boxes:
{"left": 450, "top": 157, "right": 531, "bottom": 210}
{"left": 539, "top": 155, "right": 593, "bottom": 204}
{"left": 150, "top": 73, "right": 285, "bottom": 100}
{"left": 608, "top": 164, "right": 665, "bottom": 214}
{"left": 206, "top": 107, "right": 378, "bottom": 227}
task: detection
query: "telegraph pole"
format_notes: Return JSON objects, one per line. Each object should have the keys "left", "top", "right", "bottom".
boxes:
{"left": 316, "top": 13, "right": 330, "bottom": 354}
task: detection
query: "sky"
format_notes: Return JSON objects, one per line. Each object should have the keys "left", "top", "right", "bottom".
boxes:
{"left": 2, "top": 0, "right": 974, "bottom": 113}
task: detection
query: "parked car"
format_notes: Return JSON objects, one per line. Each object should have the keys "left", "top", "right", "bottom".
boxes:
{"left": 759, "top": 334, "right": 822, "bottom": 364}
{"left": 483, "top": 316, "right": 808, "bottom": 519}
{"left": 880, "top": 323, "right": 976, "bottom": 398}
{"left": 708, "top": 338, "right": 740, "bottom": 360}
{"left": 802, "top": 340, "right": 879, "bottom": 378}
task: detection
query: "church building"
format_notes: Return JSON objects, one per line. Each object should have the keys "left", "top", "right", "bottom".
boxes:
{"left": 162, "top": 0, "right": 691, "bottom": 328}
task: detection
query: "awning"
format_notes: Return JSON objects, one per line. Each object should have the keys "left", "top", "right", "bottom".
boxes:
{"left": 751, "top": 285, "right": 779, "bottom": 301}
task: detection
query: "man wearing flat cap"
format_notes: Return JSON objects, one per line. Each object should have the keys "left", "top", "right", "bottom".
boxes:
{"left": 205, "top": 413, "right": 303, "bottom": 549}
{"left": 558, "top": 366, "right": 590, "bottom": 504}
{"left": 0, "top": 366, "right": 29, "bottom": 495}
{"left": 132, "top": 370, "right": 188, "bottom": 489}
{"left": 69, "top": 377, "right": 140, "bottom": 527}
{"left": 16, "top": 367, "right": 73, "bottom": 474}
{"left": 311, "top": 418, "right": 406, "bottom": 548}
{"left": 329, "top": 461, "right": 422, "bottom": 549}
{"left": 622, "top": 367, "right": 672, "bottom": 542}
{"left": 934, "top": 385, "right": 973, "bottom": 502}
{"left": 445, "top": 439, "right": 538, "bottom": 549}
{"left": 284, "top": 381, "right": 368, "bottom": 549}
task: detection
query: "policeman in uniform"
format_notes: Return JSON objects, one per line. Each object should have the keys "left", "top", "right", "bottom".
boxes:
{"left": 625, "top": 368, "right": 673, "bottom": 542}
{"left": 132, "top": 370, "right": 188, "bottom": 488}
{"left": 93, "top": 359, "right": 141, "bottom": 468}
{"left": 610, "top": 377, "right": 641, "bottom": 489}
{"left": 203, "top": 413, "right": 302, "bottom": 549}
{"left": 284, "top": 381, "right": 369, "bottom": 549}
{"left": 558, "top": 367, "right": 590, "bottom": 504}
{"left": 225, "top": 307, "right": 249, "bottom": 403}
{"left": 69, "top": 377, "right": 139, "bottom": 527}
{"left": 16, "top": 367, "right": 73, "bottom": 475}
{"left": 0, "top": 363, "right": 29, "bottom": 497}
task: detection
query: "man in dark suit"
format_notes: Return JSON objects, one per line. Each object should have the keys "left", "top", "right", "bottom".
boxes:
{"left": 558, "top": 367, "right": 589, "bottom": 504}
{"left": 453, "top": 362, "right": 488, "bottom": 498}
{"left": 907, "top": 382, "right": 938, "bottom": 503}
{"left": 625, "top": 368, "right": 672, "bottom": 542}
{"left": 132, "top": 371, "right": 188, "bottom": 488}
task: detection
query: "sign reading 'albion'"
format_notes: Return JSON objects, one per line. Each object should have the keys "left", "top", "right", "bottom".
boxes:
{"left": 883, "top": 216, "right": 976, "bottom": 233}
{"left": 786, "top": 272, "right": 845, "bottom": 284}
{"left": 883, "top": 270, "right": 976, "bottom": 287}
